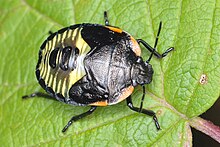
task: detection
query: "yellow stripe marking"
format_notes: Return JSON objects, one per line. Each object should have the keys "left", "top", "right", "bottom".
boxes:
{"left": 38, "top": 26, "right": 91, "bottom": 98}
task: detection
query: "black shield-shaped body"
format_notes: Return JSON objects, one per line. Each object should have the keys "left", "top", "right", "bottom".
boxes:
{"left": 36, "top": 23, "right": 153, "bottom": 106}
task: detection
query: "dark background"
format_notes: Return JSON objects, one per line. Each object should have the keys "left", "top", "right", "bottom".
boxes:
{"left": 193, "top": 97, "right": 220, "bottom": 146}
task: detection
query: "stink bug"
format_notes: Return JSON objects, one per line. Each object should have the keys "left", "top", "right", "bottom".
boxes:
{"left": 23, "top": 11, "right": 174, "bottom": 132}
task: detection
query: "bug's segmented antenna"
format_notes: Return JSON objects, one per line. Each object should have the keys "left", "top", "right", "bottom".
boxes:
{"left": 147, "top": 21, "right": 162, "bottom": 62}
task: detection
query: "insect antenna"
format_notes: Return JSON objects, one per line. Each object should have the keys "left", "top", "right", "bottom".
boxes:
{"left": 139, "top": 22, "right": 162, "bottom": 112}
{"left": 147, "top": 21, "right": 162, "bottom": 63}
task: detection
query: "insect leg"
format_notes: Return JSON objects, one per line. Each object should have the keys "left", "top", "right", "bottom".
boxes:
{"left": 62, "top": 106, "right": 97, "bottom": 132}
{"left": 137, "top": 22, "right": 174, "bottom": 62}
{"left": 126, "top": 96, "right": 160, "bottom": 130}
{"left": 139, "top": 85, "right": 146, "bottom": 113}
{"left": 104, "top": 11, "right": 110, "bottom": 26}
{"left": 136, "top": 39, "right": 174, "bottom": 59}
{"left": 22, "top": 92, "right": 56, "bottom": 101}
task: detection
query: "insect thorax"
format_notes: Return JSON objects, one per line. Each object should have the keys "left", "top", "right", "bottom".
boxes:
{"left": 68, "top": 38, "right": 141, "bottom": 105}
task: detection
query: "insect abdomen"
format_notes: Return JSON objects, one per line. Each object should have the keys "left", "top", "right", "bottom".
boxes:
{"left": 36, "top": 25, "right": 91, "bottom": 99}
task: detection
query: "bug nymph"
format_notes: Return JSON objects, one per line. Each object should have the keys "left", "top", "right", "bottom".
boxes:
{"left": 23, "top": 11, "right": 174, "bottom": 133}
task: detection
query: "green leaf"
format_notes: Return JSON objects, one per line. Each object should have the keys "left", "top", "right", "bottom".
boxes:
{"left": 0, "top": 0, "right": 219, "bottom": 146}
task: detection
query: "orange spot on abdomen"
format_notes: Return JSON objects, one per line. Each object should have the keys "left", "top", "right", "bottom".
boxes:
{"left": 89, "top": 100, "right": 108, "bottom": 106}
